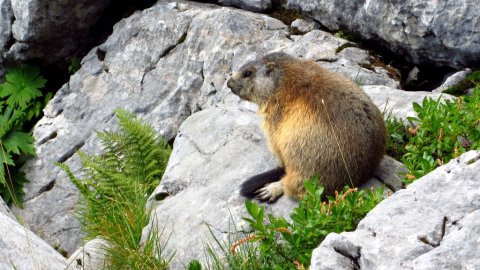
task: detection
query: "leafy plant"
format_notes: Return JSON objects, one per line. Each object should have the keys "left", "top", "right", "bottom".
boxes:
{"left": 385, "top": 115, "right": 410, "bottom": 160}
{"left": 58, "top": 109, "right": 172, "bottom": 269}
{"left": 203, "top": 179, "right": 384, "bottom": 269}
{"left": 0, "top": 66, "right": 50, "bottom": 206}
{"left": 334, "top": 29, "right": 356, "bottom": 41}
{"left": 68, "top": 56, "right": 81, "bottom": 75}
{"left": 402, "top": 89, "right": 480, "bottom": 182}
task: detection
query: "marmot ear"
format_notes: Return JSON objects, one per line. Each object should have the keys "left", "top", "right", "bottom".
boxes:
{"left": 266, "top": 62, "right": 276, "bottom": 75}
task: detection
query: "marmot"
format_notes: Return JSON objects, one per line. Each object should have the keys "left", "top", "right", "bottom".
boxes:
{"left": 227, "top": 52, "right": 386, "bottom": 202}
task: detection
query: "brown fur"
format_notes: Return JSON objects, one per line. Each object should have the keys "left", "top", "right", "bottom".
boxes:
{"left": 228, "top": 52, "right": 386, "bottom": 201}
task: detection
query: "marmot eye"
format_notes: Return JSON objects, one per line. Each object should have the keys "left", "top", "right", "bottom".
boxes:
{"left": 243, "top": 70, "right": 252, "bottom": 78}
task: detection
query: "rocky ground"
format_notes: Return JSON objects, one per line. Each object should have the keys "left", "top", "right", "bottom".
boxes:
{"left": 0, "top": 0, "right": 478, "bottom": 269}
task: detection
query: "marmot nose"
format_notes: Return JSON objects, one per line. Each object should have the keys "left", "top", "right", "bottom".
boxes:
{"left": 227, "top": 78, "right": 236, "bottom": 92}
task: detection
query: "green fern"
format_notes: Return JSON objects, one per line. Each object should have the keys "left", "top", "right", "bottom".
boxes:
{"left": 0, "top": 66, "right": 49, "bottom": 207}
{"left": 59, "top": 109, "right": 172, "bottom": 269}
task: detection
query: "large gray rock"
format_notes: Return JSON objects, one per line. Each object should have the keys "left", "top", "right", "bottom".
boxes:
{"left": 145, "top": 105, "right": 299, "bottom": 269}
{"left": 310, "top": 150, "right": 480, "bottom": 270}
{"left": 5, "top": 0, "right": 111, "bottom": 65}
{"left": 14, "top": 0, "right": 399, "bottom": 256}
{"left": 0, "top": 212, "right": 67, "bottom": 270}
{"left": 287, "top": 0, "right": 480, "bottom": 69}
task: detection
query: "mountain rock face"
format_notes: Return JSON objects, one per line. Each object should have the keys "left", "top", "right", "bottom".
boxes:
{"left": 12, "top": 0, "right": 400, "bottom": 256}
{"left": 287, "top": 0, "right": 480, "bottom": 69}
{"left": 310, "top": 150, "right": 480, "bottom": 270}
{"left": 2, "top": 0, "right": 477, "bottom": 269}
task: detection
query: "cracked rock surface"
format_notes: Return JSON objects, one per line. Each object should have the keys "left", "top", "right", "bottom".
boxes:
{"left": 287, "top": 0, "right": 480, "bottom": 69}
{"left": 310, "top": 150, "right": 480, "bottom": 270}
{"left": 12, "top": 0, "right": 402, "bottom": 256}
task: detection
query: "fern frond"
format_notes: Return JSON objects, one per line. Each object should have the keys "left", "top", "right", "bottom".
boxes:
{"left": 58, "top": 109, "right": 171, "bottom": 247}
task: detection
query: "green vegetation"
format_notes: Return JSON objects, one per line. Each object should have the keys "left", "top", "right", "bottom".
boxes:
{"left": 401, "top": 90, "right": 480, "bottom": 182}
{"left": 334, "top": 29, "right": 356, "bottom": 42}
{"left": 0, "top": 66, "right": 50, "bottom": 207}
{"left": 335, "top": 43, "right": 356, "bottom": 54}
{"left": 201, "top": 180, "right": 383, "bottom": 270}
{"left": 385, "top": 115, "right": 409, "bottom": 160}
{"left": 68, "top": 56, "right": 81, "bottom": 75}
{"left": 59, "top": 109, "right": 172, "bottom": 269}
{"left": 386, "top": 87, "right": 479, "bottom": 183}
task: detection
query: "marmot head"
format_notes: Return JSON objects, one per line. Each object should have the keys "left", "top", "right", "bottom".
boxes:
{"left": 227, "top": 52, "right": 291, "bottom": 104}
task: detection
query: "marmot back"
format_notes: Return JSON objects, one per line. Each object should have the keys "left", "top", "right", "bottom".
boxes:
{"left": 227, "top": 52, "right": 386, "bottom": 202}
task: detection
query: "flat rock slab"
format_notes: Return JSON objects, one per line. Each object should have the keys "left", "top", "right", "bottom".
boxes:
{"left": 311, "top": 150, "right": 480, "bottom": 270}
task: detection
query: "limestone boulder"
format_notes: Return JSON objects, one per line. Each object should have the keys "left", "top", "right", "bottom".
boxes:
{"left": 2, "top": 0, "right": 112, "bottom": 66}
{"left": 287, "top": 0, "right": 480, "bottom": 69}
{"left": 310, "top": 150, "right": 480, "bottom": 270}
{"left": 14, "top": 0, "right": 399, "bottom": 256}
{"left": 0, "top": 211, "right": 67, "bottom": 270}
{"left": 144, "top": 105, "right": 299, "bottom": 269}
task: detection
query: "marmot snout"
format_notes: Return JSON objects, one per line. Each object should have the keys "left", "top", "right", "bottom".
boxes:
{"left": 228, "top": 52, "right": 387, "bottom": 202}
